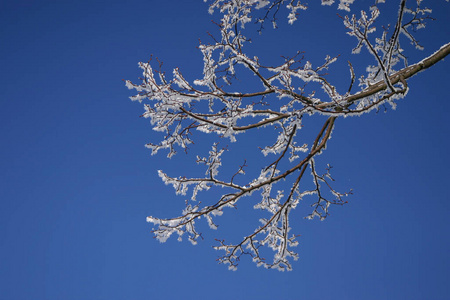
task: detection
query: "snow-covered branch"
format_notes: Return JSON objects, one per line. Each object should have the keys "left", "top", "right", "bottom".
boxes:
{"left": 127, "top": 0, "right": 449, "bottom": 270}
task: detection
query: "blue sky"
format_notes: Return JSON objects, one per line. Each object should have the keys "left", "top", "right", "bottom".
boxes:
{"left": 1, "top": 1, "right": 449, "bottom": 299}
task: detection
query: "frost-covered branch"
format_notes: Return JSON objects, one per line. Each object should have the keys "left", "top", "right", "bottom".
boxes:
{"left": 127, "top": 0, "right": 449, "bottom": 270}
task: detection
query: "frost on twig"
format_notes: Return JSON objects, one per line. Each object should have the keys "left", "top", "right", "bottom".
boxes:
{"left": 127, "top": 0, "right": 450, "bottom": 270}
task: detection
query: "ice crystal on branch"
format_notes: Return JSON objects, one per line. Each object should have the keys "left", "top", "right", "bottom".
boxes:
{"left": 127, "top": 0, "right": 450, "bottom": 270}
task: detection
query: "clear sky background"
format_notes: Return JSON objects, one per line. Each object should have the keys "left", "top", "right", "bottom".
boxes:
{"left": 1, "top": 1, "right": 449, "bottom": 299}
